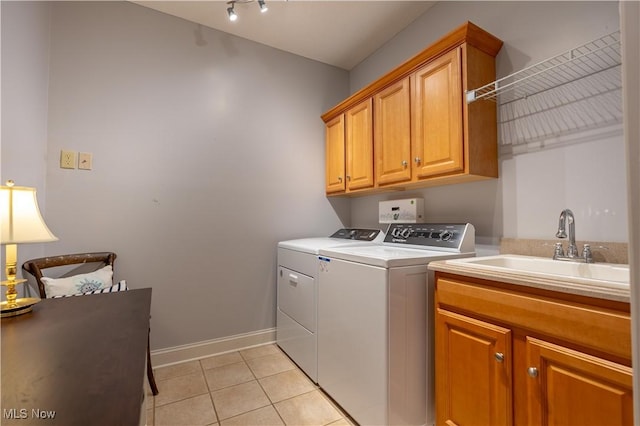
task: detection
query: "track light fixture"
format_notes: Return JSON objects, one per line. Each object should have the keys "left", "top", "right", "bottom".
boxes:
{"left": 227, "top": 4, "right": 238, "bottom": 21}
{"left": 226, "top": 0, "right": 268, "bottom": 21}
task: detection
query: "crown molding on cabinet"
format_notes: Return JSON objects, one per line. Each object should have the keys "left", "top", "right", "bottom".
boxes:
{"left": 321, "top": 21, "right": 503, "bottom": 122}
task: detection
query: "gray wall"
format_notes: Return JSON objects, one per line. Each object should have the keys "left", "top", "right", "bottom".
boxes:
{"left": 1, "top": 1, "right": 52, "bottom": 285}
{"left": 1, "top": 1, "right": 627, "bottom": 352}
{"left": 349, "top": 1, "right": 626, "bottom": 246}
{"left": 3, "top": 1, "right": 350, "bottom": 350}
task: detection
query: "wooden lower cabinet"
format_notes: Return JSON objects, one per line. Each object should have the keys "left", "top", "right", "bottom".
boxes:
{"left": 434, "top": 274, "right": 632, "bottom": 426}
{"left": 524, "top": 337, "right": 633, "bottom": 426}
{"left": 435, "top": 309, "right": 512, "bottom": 426}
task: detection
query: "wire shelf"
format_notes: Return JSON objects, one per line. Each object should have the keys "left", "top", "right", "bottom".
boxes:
{"left": 498, "top": 65, "right": 622, "bottom": 146}
{"left": 466, "top": 31, "right": 621, "bottom": 105}
{"left": 467, "top": 31, "right": 623, "bottom": 148}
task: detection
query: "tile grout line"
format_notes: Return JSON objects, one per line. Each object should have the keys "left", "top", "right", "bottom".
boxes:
{"left": 253, "top": 369, "right": 289, "bottom": 426}
{"left": 241, "top": 353, "right": 284, "bottom": 424}
{"left": 221, "top": 354, "right": 275, "bottom": 424}
{"left": 199, "top": 358, "right": 222, "bottom": 426}
{"left": 153, "top": 344, "right": 353, "bottom": 426}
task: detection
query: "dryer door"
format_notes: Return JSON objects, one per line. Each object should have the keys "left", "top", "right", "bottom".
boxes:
{"left": 277, "top": 266, "right": 315, "bottom": 332}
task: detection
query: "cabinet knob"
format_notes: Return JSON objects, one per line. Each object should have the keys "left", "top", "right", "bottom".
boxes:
{"left": 346, "top": 175, "right": 351, "bottom": 181}
{"left": 414, "top": 157, "right": 421, "bottom": 164}
{"left": 338, "top": 176, "right": 343, "bottom": 182}
{"left": 402, "top": 160, "right": 408, "bottom": 167}
{"left": 494, "top": 352, "right": 504, "bottom": 363}
{"left": 527, "top": 367, "right": 539, "bottom": 378}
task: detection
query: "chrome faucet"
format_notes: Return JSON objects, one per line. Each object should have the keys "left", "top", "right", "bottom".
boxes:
{"left": 553, "top": 209, "right": 593, "bottom": 263}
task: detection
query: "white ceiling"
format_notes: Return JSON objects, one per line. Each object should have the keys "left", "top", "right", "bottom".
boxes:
{"left": 131, "top": 1, "right": 436, "bottom": 70}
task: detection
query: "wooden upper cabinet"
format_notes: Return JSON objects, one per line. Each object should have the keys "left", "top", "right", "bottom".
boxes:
{"left": 321, "top": 21, "right": 503, "bottom": 196}
{"left": 325, "top": 114, "right": 345, "bottom": 194}
{"left": 345, "top": 98, "right": 374, "bottom": 191}
{"left": 412, "top": 48, "right": 463, "bottom": 179}
{"left": 374, "top": 78, "right": 412, "bottom": 185}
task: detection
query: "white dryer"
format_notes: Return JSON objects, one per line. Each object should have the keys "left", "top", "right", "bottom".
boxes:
{"left": 277, "top": 228, "right": 384, "bottom": 383}
{"left": 317, "top": 223, "right": 475, "bottom": 426}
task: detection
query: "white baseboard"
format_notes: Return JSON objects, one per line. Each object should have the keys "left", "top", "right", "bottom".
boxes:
{"left": 150, "top": 328, "right": 276, "bottom": 368}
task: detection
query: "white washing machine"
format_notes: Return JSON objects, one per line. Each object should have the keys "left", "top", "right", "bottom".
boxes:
{"left": 277, "top": 228, "right": 385, "bottom": 383}
{"left": 317, "top": 223, "right": 475, "bottom": 426}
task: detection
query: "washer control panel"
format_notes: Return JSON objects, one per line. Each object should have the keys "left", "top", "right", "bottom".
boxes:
{"left": 330, "top": 228, "right": 382, "bottom": 241}
{"left": 384, "top": 223, "right": 474, "bottom": 251}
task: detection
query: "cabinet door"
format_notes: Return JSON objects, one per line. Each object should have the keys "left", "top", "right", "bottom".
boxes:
{"left": 412, "top": 48, "right": 463, "bottom": 179}
{"left": 374, "top": 78, "right": 411, "bottom": 185}
{"left": 525, "top": 337, "right": 633, "bottom": 426}
{"left": 435, "top": 308, "right": 512, "bottom": 426}
{"left": 345, "top": 98, "right": 374, "bottom": 191}
{"left": 325, "top": 114, "right": 345, "bottom": 193}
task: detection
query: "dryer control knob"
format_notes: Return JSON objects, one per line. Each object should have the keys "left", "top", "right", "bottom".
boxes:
{"left": 400, "top": 228, "right": 413, "bottom": 238}
{"left": 440, "top": 231, "right": 453, "bottom": 241}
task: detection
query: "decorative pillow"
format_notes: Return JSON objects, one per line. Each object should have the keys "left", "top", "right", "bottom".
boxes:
{"left": 51, "top": 280, "right": 128, "bottom": 298}
{"left": 42, "top": 265, "right": 113, "bottom": 298}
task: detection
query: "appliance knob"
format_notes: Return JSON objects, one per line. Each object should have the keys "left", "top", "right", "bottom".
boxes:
{"left": 400, "top": 228, "right": 413, "bottom": 238}
{"left": 440, "top": 231, "right": 453, "bottom": 241}
{"left": 392, "top": 228, "right": 402, "bottom": 238}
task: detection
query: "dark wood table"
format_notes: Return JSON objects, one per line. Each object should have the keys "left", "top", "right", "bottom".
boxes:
{"left": 1, "top": 288, "right": 152, "bottom": 426}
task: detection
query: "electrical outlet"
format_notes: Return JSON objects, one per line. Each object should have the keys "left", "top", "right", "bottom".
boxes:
{"left": 78, "top": 152, "right": 93, "bottom": 170}
{"left": 60, "top": 150, "right": 76, "bottom": 169}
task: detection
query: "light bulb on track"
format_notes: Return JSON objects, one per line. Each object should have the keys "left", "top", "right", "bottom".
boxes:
{"left": 227, "top": 5, "right": 238, "bottom": 21}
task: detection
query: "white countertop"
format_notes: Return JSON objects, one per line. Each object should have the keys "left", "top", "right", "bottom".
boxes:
{"left": 428, "top": 254, "right": 630, "bottom": 303}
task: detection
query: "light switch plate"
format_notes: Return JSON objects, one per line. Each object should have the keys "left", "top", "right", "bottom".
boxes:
{"left": 60, "top": 150, "right": 76, "bottom": 169}
{"left": 78, "top": 152, "right": 92, "bottom": 170}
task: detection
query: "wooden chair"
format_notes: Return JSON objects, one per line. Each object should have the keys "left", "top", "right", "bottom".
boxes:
{"left": 22, "top": 252, "right": 159, "bottom": 396}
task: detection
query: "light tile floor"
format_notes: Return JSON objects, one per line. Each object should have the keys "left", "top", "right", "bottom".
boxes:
{"left": 146, "top": 344, "right": 355, "bottom": 426}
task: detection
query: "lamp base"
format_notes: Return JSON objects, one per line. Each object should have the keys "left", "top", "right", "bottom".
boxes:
{"left": 1, "top": 297, "right": 41, "bottom": 318}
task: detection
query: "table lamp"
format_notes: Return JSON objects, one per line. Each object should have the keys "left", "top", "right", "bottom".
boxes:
{"left": 1, "top": 180, "right": 58, "bottom": 317}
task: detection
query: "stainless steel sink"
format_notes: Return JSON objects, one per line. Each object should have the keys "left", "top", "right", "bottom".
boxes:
{"left": 449, "top": 254, "right": 629, "bottom": 289}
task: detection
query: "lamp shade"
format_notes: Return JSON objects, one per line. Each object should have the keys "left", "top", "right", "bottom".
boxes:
{"left": 1, "top": 182, "right": 58, "bottom": 244}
